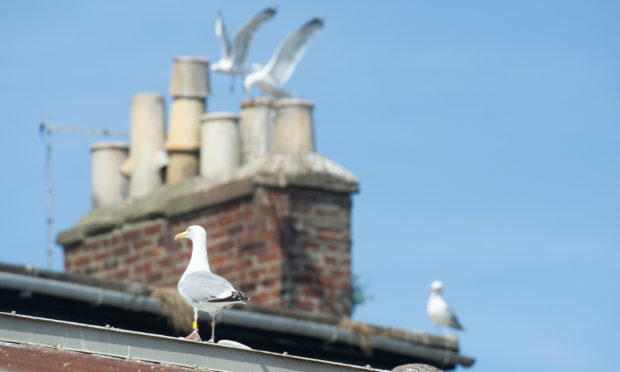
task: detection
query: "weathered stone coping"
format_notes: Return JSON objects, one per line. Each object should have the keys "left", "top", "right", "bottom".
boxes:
{"left": 58, "top": 153, "right": 359, "bottom": 246}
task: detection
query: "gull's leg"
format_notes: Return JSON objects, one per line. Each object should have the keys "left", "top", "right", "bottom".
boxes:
{"left": 208, "top": 318, "right": 216, "bottom": 343}
{"left": 230, "top": 75, "right": 236, "bottom": 93}
{"left": 185, "top": 308, "right": 201, "bottom": 341}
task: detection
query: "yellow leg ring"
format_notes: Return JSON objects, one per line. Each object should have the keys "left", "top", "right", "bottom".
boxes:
{"left": 193, "top": 321, "right": 198, "bottom": 330}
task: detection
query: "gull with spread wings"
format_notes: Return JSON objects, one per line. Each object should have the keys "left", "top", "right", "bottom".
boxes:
{"left": 244, "top": 17, "right": 323, "bottom": 97}
{"left": 211, "top": 7, "right": 277, "bottom": 91}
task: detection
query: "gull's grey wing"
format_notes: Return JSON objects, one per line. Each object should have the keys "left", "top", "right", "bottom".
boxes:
{"left": 215, "top": 11, "right": 231, "bottom": 58}
{"left": 232, "top": 6, "right": 277, "bottom": 66}
{"left": 264, "top": 17, "right": 323, "bottom": 86}
{"left": 180, "top": 270, "right": 239, "bottom": 303}
{"left": 448, "top": 311, "right": 464, "bottom": 330}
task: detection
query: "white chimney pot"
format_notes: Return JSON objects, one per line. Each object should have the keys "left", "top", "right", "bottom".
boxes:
{"left": 200, "top": 112, "right": 240, "bottom": 181}
{"left": 90, "top": 142, "right": 129, "bottom": 208}
{"left": 272, "top": 98, "right": 315, "bottom": 155}
{"left": 240, "top": 97, "right": 275, "bottom": 164}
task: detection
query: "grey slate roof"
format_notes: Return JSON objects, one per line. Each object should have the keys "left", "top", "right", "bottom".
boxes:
{"left": 0, "top": 263, "right": 475, "bottom": 370}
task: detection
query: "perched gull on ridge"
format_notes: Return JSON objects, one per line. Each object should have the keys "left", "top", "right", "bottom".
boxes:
{"left": 211, "top": 7, "right": 277, "bottom": 90}
{"left": 244, "top": 17, "right": 323, "bottom": 97}
{"left": 426, "top": 280, "right": 464, "bottom": 333}
{"left": 175, "top": 225, "right": 248, "bottom": 342}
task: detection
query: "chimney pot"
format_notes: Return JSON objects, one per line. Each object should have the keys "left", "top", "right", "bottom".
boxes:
{"left": 166, "top": 57, "right": 210, "bottom": 185}
{"left": 168, "top": 56, "right": 211, "bottom": 99}
{"left": 90, "top": 142, "right": 129, "bottom": 208}
{"left": 124, "top": 93, "right": 167, "bottom": 199}
{"left": 240, "top": 97, "right": 275, "bottom": 164}
{"left": 272, "top": 98, "right": 315, "bottom": 155}
{"left": 200, "top": 112, "right": 240, "bottom": 181}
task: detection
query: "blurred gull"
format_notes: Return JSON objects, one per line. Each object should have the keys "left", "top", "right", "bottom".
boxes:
{"left": 211, "top": 7, "right": 277, "bottom": 90}
{"left": 175, "top": 225, "right": 248, "bottom": 342}
{"left": 244, "top": 17, "right": 323, "bottom": 97}
{"left": 426, "top": 280, "right": 464, "bottom": 333}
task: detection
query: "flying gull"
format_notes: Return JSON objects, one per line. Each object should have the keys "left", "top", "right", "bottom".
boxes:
{"left": 175, "top": 225, "right": 248, "bottom": 342}
{"left": 426, "top": 280, "right": 464, "bottom": 333}
{"left": 244, "top": 17, "right": 323, "bottom": 97}
{"left": 211, "top": 7, "right": 277, "bottom": 90}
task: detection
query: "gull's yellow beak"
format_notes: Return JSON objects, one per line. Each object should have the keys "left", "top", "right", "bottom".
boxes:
{"left": 175, "top": 232, "right": 188, "bottom": 240}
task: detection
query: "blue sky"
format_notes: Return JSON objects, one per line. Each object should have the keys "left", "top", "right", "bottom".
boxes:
{"left": 1, "top": 1, "right": 619, "bottom": 370}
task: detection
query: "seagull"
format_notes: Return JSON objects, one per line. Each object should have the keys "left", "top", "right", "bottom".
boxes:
{"left": 426, "top": 280, "right": 464, "bottom": 333}
{"left": 175, "top": 225, "right": 248, "bottom": 342}
{"left": 244, "top": 17, "right": 323, "bottom": 97}
{"left": 211, "top": 7, "right": 277, "bottom": 91}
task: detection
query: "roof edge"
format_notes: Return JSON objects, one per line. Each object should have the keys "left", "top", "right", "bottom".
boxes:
{"left": 0, "top": 312, "right": 382, "bottom": 372}
{"left": 0, "top": 271, "right": 474, "bottom": 369}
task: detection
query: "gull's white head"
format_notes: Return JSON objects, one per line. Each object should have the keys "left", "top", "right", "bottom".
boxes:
{"left": 174, "top": 225, "right": 206, "bottom": 242}
{"left": 244, "top": 73, "right": 258, "bottom": 94}
{"left": 429, "top": 280, "right": 444, "bottom": 292}
{"left": 210, "top": 62, "right": 223, "bottom": 72}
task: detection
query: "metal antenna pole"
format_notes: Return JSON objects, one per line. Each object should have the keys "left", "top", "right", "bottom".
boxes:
{"left": 41, "top": 120, "right": 54, "bottom": 270}
{"left": 39, "top": 120, "right": 129, "bottom": 271}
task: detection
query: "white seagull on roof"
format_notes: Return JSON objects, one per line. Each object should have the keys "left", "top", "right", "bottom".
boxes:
{"left": 244, "top": 17, "right": 323, "bottom": 97}
{"left": 175, "top": 225, "right": 247, "bottom": 342}
{"left": 211, "top": 6, "right": 277, "bottom": 90}
{"left": 426, "top": 280, "right": 464, "bottom": 333}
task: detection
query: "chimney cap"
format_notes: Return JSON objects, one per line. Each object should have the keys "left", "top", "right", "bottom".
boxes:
{"left": 130, "top": 92, "right": 164, "bottom": 103}
{"left": 90, "top": 142, "right": 129, "bottom": 151}
{"left": 273, "top": 98, "right": 314, "bottom": 109}
{"left": 173, "top": 56, "right": 210, "bottom": 63}
{"left": 201, "top": 112, "right": 239, "bottom": 122}
{"left": 241, "top": 96, "right": 275, "bottom": 108}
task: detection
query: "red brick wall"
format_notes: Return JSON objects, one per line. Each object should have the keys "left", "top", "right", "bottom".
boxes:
{"left": 63, "top": 187, "right": 353, "bottom": 317}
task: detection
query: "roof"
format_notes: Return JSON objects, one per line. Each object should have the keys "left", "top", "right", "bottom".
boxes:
{"left": 0, "top": 312, "right": 383, "bottom": 372}
{"left": 0, "top": 340, "right": 197, "bottom": 372}
{"left": 0, "top": 263, "right": 474, "bottom": 370}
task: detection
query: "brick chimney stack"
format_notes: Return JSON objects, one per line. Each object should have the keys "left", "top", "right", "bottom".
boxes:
{"left": 60, "top": 89, "right": 358, "bottom": 319}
